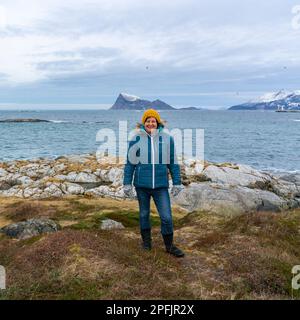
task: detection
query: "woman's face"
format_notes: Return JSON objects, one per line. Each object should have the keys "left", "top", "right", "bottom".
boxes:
{"left": 144, "top": 117, "right": 158, "bottom": 134}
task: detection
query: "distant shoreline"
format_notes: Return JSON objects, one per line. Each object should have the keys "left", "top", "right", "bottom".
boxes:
{"left": 275, "top": 110, "right": 300, "bottom": 113}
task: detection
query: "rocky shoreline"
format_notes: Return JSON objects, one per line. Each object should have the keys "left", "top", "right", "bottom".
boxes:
{"left": 0, "top": 153, "right": 299, "bottom": 216}
{"left": 0, "top": 118, "right": 50, "bottom": 123}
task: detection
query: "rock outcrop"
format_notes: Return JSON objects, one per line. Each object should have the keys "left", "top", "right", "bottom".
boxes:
{"left": 0, "top": 218, "right": 61, "bottom": 240}
{"left": 0, "top": 154, "right": 299, "bottom": 216}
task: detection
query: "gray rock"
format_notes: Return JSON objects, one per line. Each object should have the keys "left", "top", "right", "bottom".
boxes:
{"left": 42, "top": 183, "right": 64, "bottom": 198}
{"left": 107, "top": 168, "right": 124, "bottom": 187}
{"left": 23, "top": 187, "right": 43, "bottom": 198}
{"left": 202, "top": 164, "right": 272, "bottom": 187}
{"left": 74, "top": 172, "right": 99, "bottom": 183}
{"left": 65, "top": 172, "right": 78, "bottom": 182}
{"left": 61, "top": 182, "right": 85, "bottom": 195}
{"left": 271, "top": 180, "right": 300, "bottom": 199}
{"left": 17, "top": 176, "right": 34, "bottom": 186}
{"left": 86, "top": 185, "right": 126, "bottom": 199}
{"left": 0, "top": 180, "right": 11, "bottom": 191}
{"left": 0, "top": 168, "right": 8, "bottom": 177}
{"left": 278, "top": 172, "right": 300, "bottom": 186}
{"left": 0, "top": 186, "right": 23, "bottom": 198}
{"left": 53, "top": 163, "right": 66, "bottom": 173}
{"left": 1, "top": 218, "right": 61, "bottom": 240}
{"left": 183, "top": 159, "right": 205, "bottom": 176}
{"left": 173, "top": 182, "right": 288, "bottom": 216}
{"left": 100, "top": 219, "right": 125, "bottom": 230}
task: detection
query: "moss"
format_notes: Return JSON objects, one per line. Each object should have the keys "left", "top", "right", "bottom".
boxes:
{"left": 67, "top": 199, "right": 97, "bottom": 213}
{"left": 215, "top": 162, "right": 239, "bottom": 169}
{"left": 20, "top": 234, "right": 44, "bottom": 246}
{"left": 101, "top": 210, "right": 146, "bottom": 228}
{"left": 70, "top": 219, "right": 98, "bottom": 230}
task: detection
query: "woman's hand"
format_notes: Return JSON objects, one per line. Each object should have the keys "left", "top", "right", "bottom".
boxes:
{"left": 171, "top": 184, "right": 184, "bottom": 197}
{"left": 123, "top": 185, "right": 136, "bottom": 199}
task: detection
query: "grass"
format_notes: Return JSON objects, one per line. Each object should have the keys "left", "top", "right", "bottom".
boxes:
{"left": 0, "top": 196, "right": 300, "bottom": 300}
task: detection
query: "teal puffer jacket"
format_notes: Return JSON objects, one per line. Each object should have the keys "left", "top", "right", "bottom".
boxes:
{"left": 123, "top": 124, "right": 181, "bottom": 189}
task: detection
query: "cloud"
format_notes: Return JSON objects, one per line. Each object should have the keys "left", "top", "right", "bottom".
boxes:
{"left": 0, "top": 0, "right": 300, "bottom": 106}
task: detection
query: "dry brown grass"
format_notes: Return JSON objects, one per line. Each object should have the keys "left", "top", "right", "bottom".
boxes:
{"left": 176, "top": 210, "right": 300, "bottom": 299}
{"left": 0, "top": 196, "right": 300, "bottom": 300}
{"left": 2, "top": 202, "right": 58, "bottom": 222}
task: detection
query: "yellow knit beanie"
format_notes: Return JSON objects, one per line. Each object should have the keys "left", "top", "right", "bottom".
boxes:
{"left": 141, "top": 109, "right": 161, "bottom": 124}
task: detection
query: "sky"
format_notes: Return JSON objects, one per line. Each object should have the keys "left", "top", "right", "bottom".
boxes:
{"left": 0, "top": 0, "right": 300, "bottom": 109}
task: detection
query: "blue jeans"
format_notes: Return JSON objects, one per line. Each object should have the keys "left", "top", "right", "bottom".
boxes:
{"left": 135, "top": 187, "right": 173, "bottom": 235}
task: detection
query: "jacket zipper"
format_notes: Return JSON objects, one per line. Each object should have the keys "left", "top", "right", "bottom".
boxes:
{"left": 150, "top": 136, "right": 155, "bottom": 189}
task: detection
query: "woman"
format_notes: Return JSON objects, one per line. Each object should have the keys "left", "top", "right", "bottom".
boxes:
{"left": 123, "top": 109, "right": 185, "bottom": 258}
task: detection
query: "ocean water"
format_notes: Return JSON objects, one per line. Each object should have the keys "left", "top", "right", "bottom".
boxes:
{"left": 0, "top": 109, "right": 299, "bottom": 173}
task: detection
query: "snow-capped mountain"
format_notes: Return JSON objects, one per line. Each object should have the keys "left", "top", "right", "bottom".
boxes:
{"left": 110, "top": 93, "right": 175, "bottom": 110}
{"left": 229, "top": 90, "right": 300, "bottom": 110}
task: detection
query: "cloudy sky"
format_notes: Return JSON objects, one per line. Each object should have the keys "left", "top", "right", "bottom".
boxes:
{"left": 0, "top": 0, "right": 300, "bottom": 109}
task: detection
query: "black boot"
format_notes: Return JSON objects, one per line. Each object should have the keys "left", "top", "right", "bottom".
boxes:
{"left": 162, "top": 233, "right": 185, "bottom": 258}
{"left": 141, "top": 229, "right": 152, "bottom": 251}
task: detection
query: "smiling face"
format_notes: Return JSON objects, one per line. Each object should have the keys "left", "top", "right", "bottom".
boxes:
{"left": 144, "top": 117, "right": 158, "bottom": 134}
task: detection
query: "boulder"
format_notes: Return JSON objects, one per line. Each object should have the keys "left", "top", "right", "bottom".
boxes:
{"left": 100, "top": 219, "right": 125, "bottom": 230}
{"left": 0, "top": 168, "right": 8, "bottom": 177}
{"left": 277, "top": 172, "right": 300, "bottom": 186}
{"left": 86, "top": 185, "right": 125, "bottom": 199}
{"left": 61, "top": 182, "right": 85, "bottom": 195}
{"left": 23, "top": 187, "right": 43, "bottom": 199}
{"left": 173, "top": 182, "right": 288, "bottom": 216}
{"left": 0, "top": 180, "right": 11, "bottom": 191}
{"left": 107, "top": 168, "right": 124, "bottom": 187}
{"left": 0, "top": 186, "right": 23, "bottom": 198}
{"left": 74, "top": 172, "right": 99, "bottom": 183}
{"left": 0, "top": 218, "right": 61, "bottom": 240}
{"left": 202, "top": 164, "right": 272, "bottom": 187}
{"left": 42, "top": 183, "right": 64, "bottom": 198}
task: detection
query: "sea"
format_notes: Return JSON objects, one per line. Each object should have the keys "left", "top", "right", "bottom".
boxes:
{"left": 0, "top": 109, "right": 299, "bottom": 174}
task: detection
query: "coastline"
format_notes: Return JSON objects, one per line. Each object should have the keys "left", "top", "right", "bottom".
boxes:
{"left": 0, "top": 153, "right": 299, "bottom": 216}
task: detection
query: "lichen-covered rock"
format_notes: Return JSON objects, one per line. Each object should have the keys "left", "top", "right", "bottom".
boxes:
{"left": 0, "top": 186, "right": 23, "bottom": 198}
{"left": 277, "top": 172, "right": 300, "bottom": 186}
{"left": 271, "top": 180, "right": 300, "bottom": 199}
{"left": 0, "top": 180, "right": 11, "bottom": 191}
{"left": 107, "top": 168, "right": 124, "bottom": 187}
{"left": 100, "top": 219, "right": 125, "bottom": 230}
{"left": 23, "top": 187, "right": 43, "bottom": 199}
{"left": 74, "top": 172, "right": 99, "bottom": 183}
{"left": 42, "top": 183, "right": 64, "bottom": 198}
{"left": 0, "top": 168, "right": 8, "bottom": 177}
{"left": 202, "top": 164, "right": 272, "bottom": 187}
{"left": 61, "top": 182, "right": 85, "bottom": 195}
{"left": 183, "top": 159, "right": 205, "bottom": 176}
{"left": 0, "top": 218, "right": 61, "bottom": 240}
{"left": 173, "top": 182, "right": 288, "bottom": 216}
{"left": 86, "top": 185, "right": 125, "bottom": 199}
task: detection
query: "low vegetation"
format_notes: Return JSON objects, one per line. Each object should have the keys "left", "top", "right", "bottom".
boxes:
{"left": 0, "top": 196, "right": 299, "bottom": 300}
